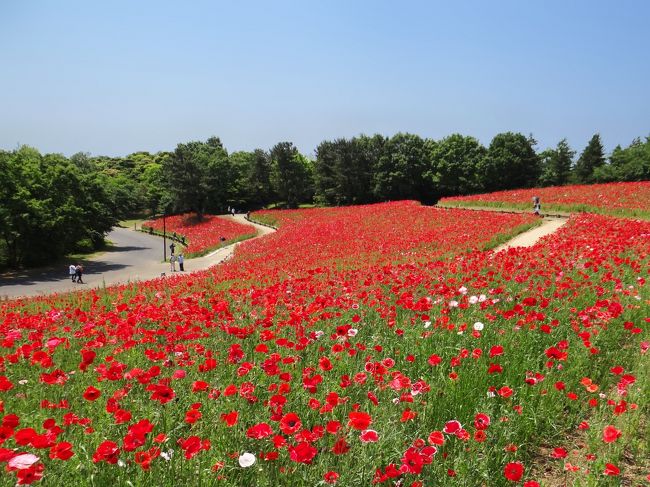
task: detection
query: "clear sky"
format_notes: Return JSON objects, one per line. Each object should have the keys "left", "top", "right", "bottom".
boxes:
{"left": 1, "top": 0, "right": 648, "bottom": 157}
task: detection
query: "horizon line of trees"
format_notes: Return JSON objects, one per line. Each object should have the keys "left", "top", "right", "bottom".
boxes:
{"left": 2, "top": 131, "right": 649, "bottom": 268}
{"left": 157, "top": 131, "right": 649, "bottom": 212}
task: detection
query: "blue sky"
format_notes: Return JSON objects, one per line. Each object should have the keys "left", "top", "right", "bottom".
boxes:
{"left": 1, "top": 0, "right": 648, "bottom": 157}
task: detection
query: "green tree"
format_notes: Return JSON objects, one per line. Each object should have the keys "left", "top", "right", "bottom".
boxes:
{"left": 162, "top": 137, "right": 229, "bottom": 219}
{"left": 314, "top": 137, "right": 375, "bottom": 206}
{"left": 246, "top": 149, "right": 274, "bottom": 208}
{"left": 270, "top": 142, "right": 313, "bottom": 208}
{"left": 574, "top": 134, "right": 605, "bottom": 183}
{"left": 426, "top": 134, "right": 486, "bottom": 199}
{"left": 480, "top": 132, "right": 540, "bottom": 191}
{"left": 372, "top": 133, "right": 428, "bottom": 202}
{"left": 593, "top": 136, "right": 650, "bottom": 182}
{"left": 539, "top": 139, "right": 575, "bottom": 186}
{"left": 313, "top": 140, "right": 340, "bottom": 205}
{"left": 0, "top": 147, "right": 115, "bottom": 268}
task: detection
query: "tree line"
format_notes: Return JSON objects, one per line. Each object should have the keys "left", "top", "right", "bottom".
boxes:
{"left": 1, "top": 132, "right": 648, "bottom": 268}
{"left": 158, "top": 131, "right": 649, "bottom": 211}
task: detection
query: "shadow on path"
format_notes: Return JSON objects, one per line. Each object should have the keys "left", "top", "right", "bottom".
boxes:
{"left": 102, "top": 245, "right": 151, "bottom": 253}
{"left": 0, "top": 261, "right": 130, "bottom": 287}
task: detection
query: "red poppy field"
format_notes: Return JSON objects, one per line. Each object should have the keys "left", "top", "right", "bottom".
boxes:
{"left": 141, "top": 214, "right": 256, "bottom": 257}
{"left": 0, "top": 200, "right": 648, "bottom": 486}
{"left": 439, "top": 181, "right": 650, "bottom": 218}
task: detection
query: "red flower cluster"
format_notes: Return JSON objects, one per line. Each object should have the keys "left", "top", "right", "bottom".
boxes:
{"left": 440, "top": 181, "right": 650, "bottom": 217}
{"left": 0, "top": 198, "right": 647, "bottom": 485}
{"left": 142, "top": 213, "right": 256, "bottom": 257}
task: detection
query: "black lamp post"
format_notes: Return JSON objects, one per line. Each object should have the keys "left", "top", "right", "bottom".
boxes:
{"left": 163, "top": 210, "right": 167, "bottom": 262}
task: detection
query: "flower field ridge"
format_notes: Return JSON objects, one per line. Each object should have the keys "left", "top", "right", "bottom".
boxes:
{"left": 439, "top": 181, "right": 650, "bottom": 218}
{"left": 0, "top": 202, "right": 648, "bottom": 486}
{"left": 141, "top": 214, "right": 257, "bottom": 257}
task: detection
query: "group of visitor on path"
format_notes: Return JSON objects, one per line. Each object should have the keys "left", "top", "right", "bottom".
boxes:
{"left": 168, "top": 242, "right": 185, "bottom": 272}
{"left": 68, "top": 263, "right": 84, "bottom": 284}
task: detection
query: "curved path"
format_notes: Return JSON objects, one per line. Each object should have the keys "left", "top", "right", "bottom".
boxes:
{"left": 0, "top": 215, "right": 274, "bottom": 300}
{"left": 494, "top": 217, "right": 567, "bottom": 252}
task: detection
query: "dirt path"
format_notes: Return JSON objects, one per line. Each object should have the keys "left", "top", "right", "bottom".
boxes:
{"left": 0, "top": 215, "right": 275, "bottom": 300}
{"left": 495, "top": 217, "right": 568, "bottom": 252}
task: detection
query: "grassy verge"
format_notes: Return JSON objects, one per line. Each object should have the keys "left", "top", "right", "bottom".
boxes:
{"left": 248, "top": 214, "right": 280, "bottom": 228}
{"left": 183, "top": 232, "right": 257, "bottom": 259}
{"left": 480, "top": 218, "right": 544, "bottom": 251}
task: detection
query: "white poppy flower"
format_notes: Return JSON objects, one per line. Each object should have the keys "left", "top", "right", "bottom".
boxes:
{"left": 239, "top": 452, "right": 256, "bottom": 468}
{"left": 473, "top": 322, "right": 484, "bottom": 331}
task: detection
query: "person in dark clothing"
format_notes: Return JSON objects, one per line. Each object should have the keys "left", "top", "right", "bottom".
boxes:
{"left": 169, "top": 242, "right": 176, "bottom": 255}
{"left": 75, "top": 264, "right": 84, "bottom": 284}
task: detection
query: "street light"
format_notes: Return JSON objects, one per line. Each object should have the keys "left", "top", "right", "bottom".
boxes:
{"left": 163, "top": 209, "right": 167, "bottom": 262}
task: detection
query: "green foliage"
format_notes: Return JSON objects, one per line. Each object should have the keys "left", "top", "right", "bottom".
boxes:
{"left": 539, "top": 138, "right": 575, "bottom": 186}
{"left": 373, "top": 133, "right": 429, "bottom": 202}
{"left": 162, "top": 137, "right": 231, "bottom": 219}
{"left": 426, "top": 133, "right": 486, "bottom": 199}
{"left": 0, "top": 146, "right": 116, "bottom": 268}
{"left": 480, "top": 132, "right": 541, "bottom": 191}
{"left": 593, "top": 137, "right": 650, "bottom": 182}
{"left": 574, "top": 134, "right": 605, "bottom": 183}
{"left": 314, "top": 136, "right": 377, "bottom": 206}
{"left": 270, "top": 142, "right": 314, "bottom": 208}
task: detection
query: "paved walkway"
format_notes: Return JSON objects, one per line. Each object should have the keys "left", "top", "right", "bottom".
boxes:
{"left": 494, "top": 217, "right": 568, "bottom": 252}
{"left": 0, "top": 215, "right": 274, "bottom": 300}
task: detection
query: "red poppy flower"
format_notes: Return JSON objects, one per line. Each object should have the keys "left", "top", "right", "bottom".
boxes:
{"left": 348, "top": 411, "right": 372, "bottom": 430}
{"left": 82, "top": 386, "right": 101, "bottom": 401}
{"left": 218, "top": 410, "right": 237, "bottom": 427}
{"left": 92, "top": 441, "right": 120, "bottom": 464}
{"left": 289, "top": 441, "right": 317, "bottom": 464}
{"left": 279, "top": 412, "right": 302, "bottom": 436}
{"left": 602, "top": 425, "right": 621, "bottom": 443}
{"left": 360, "top": 429, "right": 379, "bottom": 443}
{"left": 504, "top": 461, "right": 524, "bottom": 482}
{"left": 324, "top": 471, "right": 339, "bottom": 484}
{"left": 49, "top": 442, "right": 74, "bottom": 460}
{"left": 551, "top": 447, "right": 567, "bottom": 459}
{"left": 331, "top": 437, "right": 350, "bottom": 455}
{"left": 428, "top": 431, "right": 445, "bottom": 446}
{"left": 16, "top": 464, "right": 44, "bottom": 485}
{"left": 603, "top": 463, "right": 620, "bottom": 476}
{"left": 498, "top": 386, "right": 514, "bottom": 398}
{"left": 474, "top": 413, "right": 491, "bottom": 430}
{"left": 247, "top": 423, "right": 273, "bottom": 439}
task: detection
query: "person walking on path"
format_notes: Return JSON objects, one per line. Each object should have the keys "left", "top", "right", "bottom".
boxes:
{"left": 75, "top": 264, "right": 84, "bottom": 284}
{"left": 170, "top": 254, "right": 177, "bottom": 272}
{"left": 169, "top": 242, "right": 176, "bottom": 256}
{"left": 178, "top": 253, "right": 184, "bottom": 272}
{"left": 69, "top": 264, "right": 77, "bottom": 282}
{"left": 532, "top": 196, "right": 541, "bottom": 216}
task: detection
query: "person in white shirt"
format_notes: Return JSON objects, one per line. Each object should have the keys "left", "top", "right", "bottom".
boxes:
{"left": 170, "top": 254, "right": 176, "bottom": 272}
{"left": 69, "top": 264, "right": 77, "bottom": 282}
